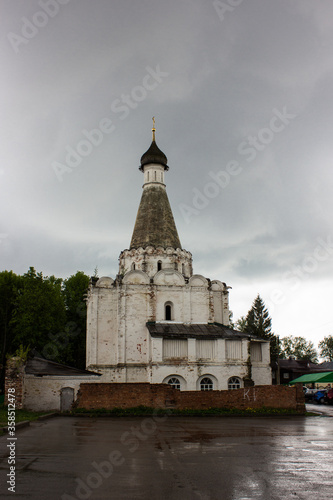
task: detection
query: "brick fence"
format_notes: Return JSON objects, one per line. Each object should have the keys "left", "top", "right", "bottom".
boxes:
{"left": 4, "top": 358, "right": 25, "bottom": 409}
{"left": 74, "top": 383, "right": 305, "bottom": 412}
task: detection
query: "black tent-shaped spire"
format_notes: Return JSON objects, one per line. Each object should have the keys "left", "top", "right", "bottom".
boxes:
{"left": 130, "top": 119, "right": 181, "bottom": 249}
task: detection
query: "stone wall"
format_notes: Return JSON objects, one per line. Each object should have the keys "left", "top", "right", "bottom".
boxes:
{"left": 4, "top": 360, "right": 101, "bottom": 411}
{"left": 75, "top": 382, "right": 305, "bottom": 412}
{"left": 4, "top": 358, "right": 25, "bottom": 409}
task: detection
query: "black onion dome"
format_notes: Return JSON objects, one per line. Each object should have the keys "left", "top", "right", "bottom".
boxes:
{"left": 140, "top": 140, "right": 168, "bottom": 170}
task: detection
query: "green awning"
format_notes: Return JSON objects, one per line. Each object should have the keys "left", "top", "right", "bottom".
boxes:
{"left": 289, "top": 371, "right": 333, "bottom": 384}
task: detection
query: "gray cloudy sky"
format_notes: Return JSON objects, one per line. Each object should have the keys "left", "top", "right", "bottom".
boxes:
{"left": 1, "top": 0, "right": 333, "bottom": 349}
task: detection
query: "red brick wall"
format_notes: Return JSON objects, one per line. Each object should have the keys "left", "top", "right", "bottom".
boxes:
{"left": 75, "top": 383, "right": 305, "bottom": 412}
{"left": 4, "top": 358, "right": 25, "bottom": 409}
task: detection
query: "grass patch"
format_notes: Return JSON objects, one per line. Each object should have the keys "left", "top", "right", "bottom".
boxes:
{"left": 70, "top": 405, "right": 303, "bottom": 417}
{"left": 0, "top": 403, "right": 50, "bottom": 427}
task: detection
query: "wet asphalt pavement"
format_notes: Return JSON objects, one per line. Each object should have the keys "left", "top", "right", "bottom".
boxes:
{"left": 1, "top": 414, "right": 333, "bottom": 500}
{"left": 306, "top": 402, "right": 333, "bottom": 417}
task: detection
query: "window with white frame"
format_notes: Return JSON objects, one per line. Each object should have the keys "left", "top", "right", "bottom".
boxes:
{"left": 167, "top": 377, "right": 181, "bottom": 390}
{"left": 200, "top": 377, "right": 213, "bottom": 391}
{"left": 228, "top": 377, "right": 241, "bottom": 390}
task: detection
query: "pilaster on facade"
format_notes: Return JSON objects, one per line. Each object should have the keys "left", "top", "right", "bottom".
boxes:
{"left": 217, "top": 338, "right": 226, "bottom": 362}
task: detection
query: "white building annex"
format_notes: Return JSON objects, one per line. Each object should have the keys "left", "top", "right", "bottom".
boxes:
{"left": 86, "top": 122, "right": 272, "bottom": 391}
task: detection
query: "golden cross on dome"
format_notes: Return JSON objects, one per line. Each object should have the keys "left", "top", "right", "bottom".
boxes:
{"left": 152, "top": 116, "right": 156, "bottom": 141}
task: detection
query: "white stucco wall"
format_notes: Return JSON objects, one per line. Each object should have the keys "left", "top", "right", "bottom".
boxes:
{"left": 86, "top": 269, "right": 272, "bottom": 389}
{"left": 23, "top": 375, "right": 100, "bottom": 411}
{"left": 87, "top": 270, "right": 231, "bottom": 368}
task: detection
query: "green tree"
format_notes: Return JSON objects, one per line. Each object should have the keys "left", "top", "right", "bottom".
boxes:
{"left": 244, "top": 295, "right": 272, "bottom": 338}
{"left": 10, "top": 267, "right": 66, "bottom": 358}
{"left": 280, "top": 335, "right": 318, "bottom": 363}
{"left": 318, "top": 335, "right": 333, "bottom": 362}
{"left": 229, "top": 310, "right": 234, "bottom": 329}
{"left": 0, "top": 270, "right": 22, "bottom": 390}
{"left": 60, "top": 271, "right": 89, "bottom": 369}
{"left": 239, "top": 294, "right": 280, "bottom": 364}
{"left": 235, "top": 315, "right": 247, "bottom": 332}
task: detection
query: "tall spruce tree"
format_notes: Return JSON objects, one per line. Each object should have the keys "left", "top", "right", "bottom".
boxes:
{"left": 242, "top": 294, "right": 279, "bottom": 364}
{"left": 244, "top": 294, "right": 272, "bottom": 338}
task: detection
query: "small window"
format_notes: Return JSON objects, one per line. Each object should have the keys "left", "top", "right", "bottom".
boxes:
{"left": 147, "top": 171, "right": 149, "bottom": 181}
{"left": 228, "top": 377, "right": 241, "bottom": 390}
{"left": 154, "top": 170, "right": 157, "bottom": 181}
{"left": 182, "top": 263, "right": 185, "bottom": 274}
{"left": 167, "top": 377, "right": 181, "bottom": 390}
{"left": 157, "top": 260, "right": 162, "bottom": 271}
{"left": 165, "top": 305, "right": 172, "bottom": 321}
{"left": 164, "top": 301, "right": 174, "bottom": 321}
{"left": 200, "top": 377, "right": 213, "bottom": 391}
{"left": 131, "top": 263, "right": 135, "bottom": 271}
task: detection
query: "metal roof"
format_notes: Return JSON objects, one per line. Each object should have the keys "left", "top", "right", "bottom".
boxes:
{"left": 25, "top": 356, "right": 101, "bottom": 377}
{"left": 146, "top": 322, "right": 260, "bottom": 340}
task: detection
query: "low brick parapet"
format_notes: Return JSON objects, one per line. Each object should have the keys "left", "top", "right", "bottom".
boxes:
{"left": 74, "top": 382, "right": 305, "bottom": 412}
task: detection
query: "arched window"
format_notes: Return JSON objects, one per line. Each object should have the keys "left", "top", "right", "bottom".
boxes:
{"left": 157, "top": 260, "right": 162, "bottom": 271}
{"left": 167, "top": 377, "right": 180, "bottom": 390}
{"left": 147, "top": 171, "right": 149, "bottom": 181}
{"left": 200, "top": 377, "right": 213, "bottom": 391}
{"left": 154, "top": 170, "right": 157, "bottom": 181}
{"left": 228, "top": 377, "right": 241, "bottom": 390}
{"left": 131, "top": 263, "right": 135, "bottom": 271}
{"left": 165, "top": 304, "right": 172, "bottom": 321}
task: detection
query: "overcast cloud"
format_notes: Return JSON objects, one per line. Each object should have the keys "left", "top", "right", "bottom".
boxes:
{"left": 1, "top": 0, "right": 333, "bottom": 348}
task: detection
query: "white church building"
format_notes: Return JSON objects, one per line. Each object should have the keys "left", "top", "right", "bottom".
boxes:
{"left": 86, "top": 124, "right": 271, "bottom": 391}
